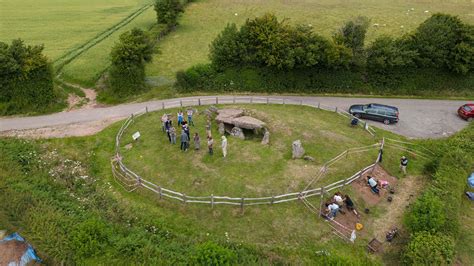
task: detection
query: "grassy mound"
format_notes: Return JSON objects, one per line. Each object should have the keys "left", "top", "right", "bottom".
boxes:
{"left": 121, "top": 104, "right": 379, "bottom": 197}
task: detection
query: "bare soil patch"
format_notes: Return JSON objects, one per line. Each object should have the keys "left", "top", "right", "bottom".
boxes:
{"left": 351, "top": 164, "right": 398, "bottom": 206}
{"left": 0, "top": 117, "right": 122, "bottom": 139}
{"left": 0, "top": 240, "right": 28, "bottom": 265}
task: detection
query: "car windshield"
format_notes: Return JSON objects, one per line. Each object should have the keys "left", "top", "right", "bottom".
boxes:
{"left": 463, "top": 105, "right": 472, "bottom": 112}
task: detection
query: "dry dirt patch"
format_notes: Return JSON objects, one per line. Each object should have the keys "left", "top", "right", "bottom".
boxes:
{"left": 351, "top": 164, "right": 398, "bottom": 206}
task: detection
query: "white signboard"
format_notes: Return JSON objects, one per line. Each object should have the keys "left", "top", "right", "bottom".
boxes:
{"left": 132, "top": 131, "right": 141, "bottom": 141}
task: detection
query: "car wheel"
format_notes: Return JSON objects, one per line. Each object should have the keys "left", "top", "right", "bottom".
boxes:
{"left": 383, "top": 119, "right": 390, "bottom": 125}
{"left": 354, "top": 113, "right": 361, "bottom": 118}
{"left": 468, "top": 117, "right": 473, "bottom": 122}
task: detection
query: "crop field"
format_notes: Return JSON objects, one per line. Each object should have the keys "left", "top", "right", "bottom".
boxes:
{"left": 0, "top": 0, "right": 154, "bottom": 87}
{"left": 145, "top": 0, "right": 474, "bottom": 79}
{"left": 60, "top": 7, "right": 156, "bottom": 87}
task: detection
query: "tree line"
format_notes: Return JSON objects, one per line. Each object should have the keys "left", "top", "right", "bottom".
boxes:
{"left": 177, "top": 13, "right": 474, "bottom": 94}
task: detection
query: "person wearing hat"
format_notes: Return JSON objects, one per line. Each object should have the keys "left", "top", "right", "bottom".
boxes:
{"left": 400, "top": 156, "right": 408, "bottom": 175}
{"left": 221, "top": 135, "right": 228, "bottom": 158}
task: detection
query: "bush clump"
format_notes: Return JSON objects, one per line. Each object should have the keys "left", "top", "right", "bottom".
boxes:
{"left": 0, "top": 39, "right": 58, "bottom": 115}
{"left": 108, "top": 28, "right": 153, "bottom": 97}
{"left": 403, "top": 232, "right": 455, "bottom": 265}
{"left": 192, "top": 241, "right": 237, "bottom": 266}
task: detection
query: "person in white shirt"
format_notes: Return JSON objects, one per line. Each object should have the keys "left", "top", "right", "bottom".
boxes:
{"left": 326, "top": 203, "right": 340, "bottom": 219}
{"left": 367, "top": 176, "right": 380, "bottom": 194}
{"left": 333, "top": 193, "right": 344, "bottom": 206}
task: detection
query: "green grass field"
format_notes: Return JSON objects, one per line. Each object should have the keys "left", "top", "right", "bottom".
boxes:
{"left": 145, "top": 0, "right": 474, "bottom": 80}
{"left": 0, "top": 104, "right": 430, "bottom": 264}
{"left": 121, "top": 104, "right": 381, "bottom": 197}
{"left": 60, "top": 7, "right": 157, "bottom": 87}
{"left": 0, "top": 0, "right": 154, "bottom": 87}
{"left": 0, "top": 0, "right": 151, "bottom": 60}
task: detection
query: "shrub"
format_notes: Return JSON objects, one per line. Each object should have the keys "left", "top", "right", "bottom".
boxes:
{"left": 403, "top": 232, "right": 455, "bottom": 265}
{"left": 333, "top": 16, "right": 370, "bottom": 66}
{"left": 192, "top": 241, "right": 237, "bottom": 266}
{"left": 108, "top": 28, "right": 153, "bottom": 97}
{"left": 71, "top": 218, "right": 110, "bottom": 258}
{"left": 154, "top": 0, "right": 183, "bottom": 27}
{"left": 0, "top": 39, "right": 57, "bottom": 115}
{"left": 404, "top": 191, "right": 446, "bottom": 233}
{"left": 409, "top": 13, "right": 473, "bottom": 74}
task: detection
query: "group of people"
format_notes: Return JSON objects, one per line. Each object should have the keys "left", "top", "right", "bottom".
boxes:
{"left": 324, "top": 192, "right": 359, "bottom": 220}
{"left": 366, "top": 155, "right": 408, "bottom": 195}
{"left": 161, "top": 109, "right": 228, "bottom": 157}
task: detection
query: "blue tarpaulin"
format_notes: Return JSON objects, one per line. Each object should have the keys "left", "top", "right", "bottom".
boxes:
{"left": 0, "top": 232, "right": 42, "bottom": 265}
{"left": 468, "top": 172, "right": 474, "bottom": 188}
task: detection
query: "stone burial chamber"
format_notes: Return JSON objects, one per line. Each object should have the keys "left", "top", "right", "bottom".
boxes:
{"left": 215, "top": 108, "right": 269, "bottom": 143}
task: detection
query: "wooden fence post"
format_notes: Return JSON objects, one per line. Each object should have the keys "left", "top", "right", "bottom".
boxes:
{"left": 335, "top": 107, "right": 338, "bottom": 112}
{"left": 240, "top": 197, "right": 244, "bottom": 212}
{"left": 216, "top": 97, "right": 219, "bottom": 104}
{"left": 300, "top": 99, "right": 303, "bottom": 105}
{"left": 266, "top": 98, "right": 269, "bottom": 104}
{"left": 318, "top": 102, "right": 320, "bottom": 109}
{"left": 211, "top": 194, "right": 214, "bottom": 208}
{"left": 233, "top": 97, "right": 236, "bottom": 104}
{"left": 145, "top": 106, "right": 148, "bottom": 113}
{"left": 180, "top": 100, "right": 183, "bottom": 107}
{"left": 271, "top": 196, "right": 275, "bottom": 205}
{"left": 198, "top": 98, "right": 201, "bottom": 106}
{"left": 183, "top": 194, "right": 187, "bottom": 204}
{"left": 319, "top": 187, "right": 325, "bottom": 216}
{"left": 162, "top": 102, "right": 165, "bottom": 109}
{"left": 250, "top": 97, "right": 253, "bottom": 103}
{"left": 158, "top": 186, "right": 162, "bottom": 199}
{"left": 131, "top": 113, "right": 134, "bottom": 121}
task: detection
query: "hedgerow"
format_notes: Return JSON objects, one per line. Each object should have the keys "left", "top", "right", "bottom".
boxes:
{"left": 403, "top": 123, "right": 474, "bottom": 265}
{"left": 177, "top": 13, "right": 474, "bottom": 96}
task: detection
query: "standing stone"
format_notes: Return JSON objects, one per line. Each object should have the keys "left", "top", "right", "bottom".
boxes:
{"left": 292, "top": 140, "right": 305, "bottom": 159}
{"left": 261, "top": 130, "right": 270, "bottom": 145}
{"left": 231, "top": 127, "right": 245, "bottom": 140}
{"left": 218, "top": 123, "right": 225, "bottom": 135}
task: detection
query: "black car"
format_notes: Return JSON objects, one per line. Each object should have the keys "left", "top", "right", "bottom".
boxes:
{"left": 349, "top": 103, "right": 399, "bottom": 124}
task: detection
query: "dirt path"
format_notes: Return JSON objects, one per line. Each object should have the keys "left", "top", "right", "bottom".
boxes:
{"left": 371, "top": 176, "right": 424, "bottom": 240}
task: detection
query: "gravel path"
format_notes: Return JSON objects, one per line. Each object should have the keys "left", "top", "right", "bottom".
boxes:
{"left": 0, "top": 96, "right": 470, "bottom": 139}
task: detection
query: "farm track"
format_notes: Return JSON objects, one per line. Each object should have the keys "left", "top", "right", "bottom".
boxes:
{"left": 53, "top": 3, "right": 153, "bottom": 73}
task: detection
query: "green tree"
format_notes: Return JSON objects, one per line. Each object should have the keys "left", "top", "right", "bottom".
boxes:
{"left": 333, "top": 16, "right": 370, "bottom": 66}
{"left": 403, "top": 232, "right": 455, "bottom": 265}
{"left": 209, "top": 23, "right": 244, "bottom": 70}
{"left": 0, "top": 39, "right": 56, "bottom": 114}
{"left": 109, "top": 28, "right": 154, "bottom": 96}
{"left": 410, "top": 13, "right": 473, "bottom": 74}
{"left": 154, "top": 0, "right": 183, "bottom": 27}
{"left": 366, "top": 36, "right": 418, "bottom": 73}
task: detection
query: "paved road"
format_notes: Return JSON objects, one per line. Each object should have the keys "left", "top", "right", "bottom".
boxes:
{"left": 0, "top": 96, "right": 471, "bottom": 139}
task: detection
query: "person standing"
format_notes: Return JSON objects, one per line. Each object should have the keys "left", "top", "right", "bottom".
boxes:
{"left": 180, "top": 130, "right": 189, "bottom": 151}
{"left": 164, "top": 117, "right": 172, "bottom": 142}
{"left": 400, "top": 156, "right": 408, "bottom": 175}
{"left": 161, "top": 113, "right": 168, "bottom": 132}
{"left": 343, "top": 195, "right": 359, "bottom": 217}
{"left": 183, "top": 122, "right": 190, "bottom": 139}
{"left": 187, "top": 109, "right": 194, "bottom": 126}
{"left": 177, "top": 110, "right": 184, "bottom": 126}
{"left": 207, "top": 136, "right": 214, "bottom": 155}
{"left": 169, "top": 127, "right": 176, "bottom": 144}
{"left": 205, "top": 120, "right": 211, "bottom": 137}
{"left": 194, "top": 133, "right": 200, "bottom": 150}
{"left": 221, "top": 136, "right": 228, "bottom": 158}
